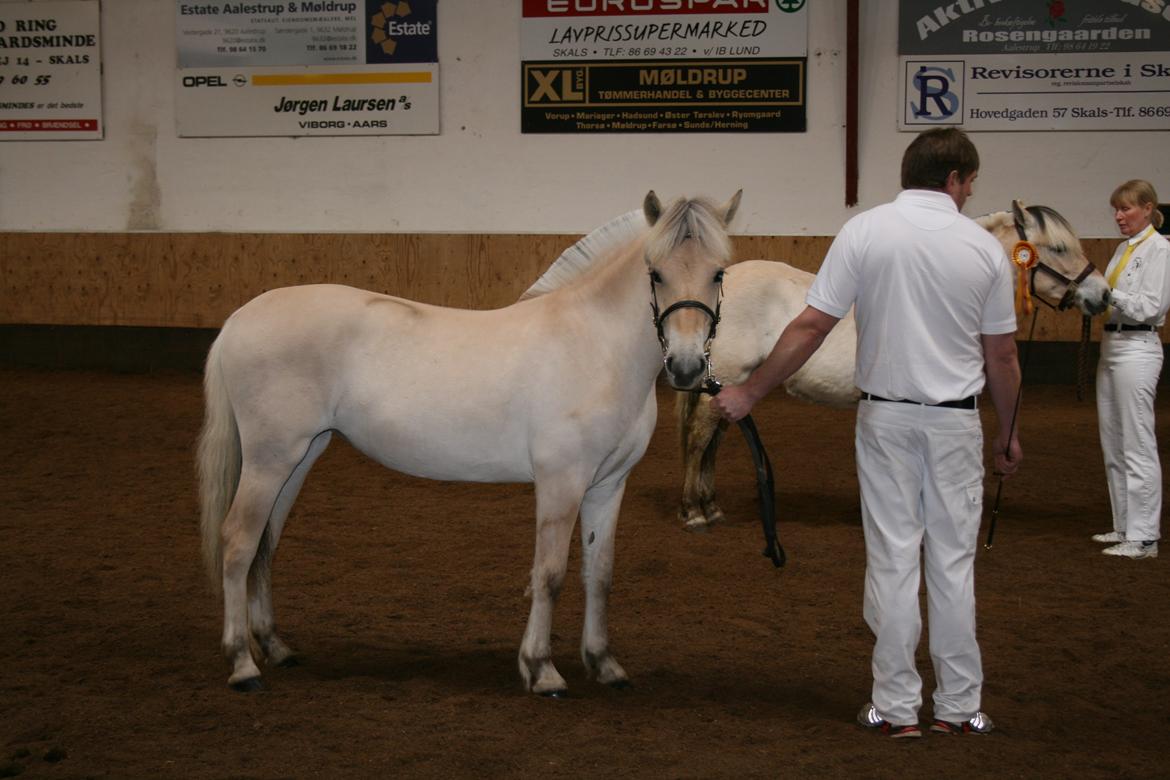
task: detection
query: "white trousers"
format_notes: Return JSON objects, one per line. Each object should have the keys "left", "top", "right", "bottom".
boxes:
{"left": 1097, "top": 331, "right": 1163, "bottom": 543}
{"left": 855, "top": 400, "right": 985, "bottom": 726}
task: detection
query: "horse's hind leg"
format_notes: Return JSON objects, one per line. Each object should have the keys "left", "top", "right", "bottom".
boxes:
{"left": 220, "top": 465, "right": 287, "bottom": 690}
{"left": 247, "top": 430, "right": 333, "bottom": 669}
{"left": 519, "top": 473, "right": 586, "bottom": 697}
{"left": 579, "top": 476, "right": 630, "bottom": 688}
{"left": 221, "top": 434, "right": 325, "bottom": 690}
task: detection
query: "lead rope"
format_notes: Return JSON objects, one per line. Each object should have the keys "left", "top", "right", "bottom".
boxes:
{"left": 984, "top": 307, "right": 1039, "bottom": 550}
{"left": 701, "top": 378, "right": 785, "bottom": 568}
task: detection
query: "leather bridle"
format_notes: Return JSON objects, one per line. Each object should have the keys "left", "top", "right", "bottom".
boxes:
{"left": 1015, "top": 220, "right": 1095, "bottom": 311}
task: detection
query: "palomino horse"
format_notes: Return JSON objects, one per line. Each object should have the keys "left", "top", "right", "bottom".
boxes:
{"left": 676, "top": 201, "right": 1111, "bottom": 531}
{"left": 198, "top": 190, "right": 741, "bottom": 694}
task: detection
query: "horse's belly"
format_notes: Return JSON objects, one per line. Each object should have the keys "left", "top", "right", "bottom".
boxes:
{"left": 339, "top": 410, "right": 534, "bottom": 484}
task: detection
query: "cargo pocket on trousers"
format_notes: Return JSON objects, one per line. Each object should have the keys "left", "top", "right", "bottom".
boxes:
{"left": 966, "top": 482, "right": 983, "bottom": 509}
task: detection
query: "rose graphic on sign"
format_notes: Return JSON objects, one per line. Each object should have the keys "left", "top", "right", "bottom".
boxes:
{"left": 1046, "top": 0, "right": 1066, "bottom": 26}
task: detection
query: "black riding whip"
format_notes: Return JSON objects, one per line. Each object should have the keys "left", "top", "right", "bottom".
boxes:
{"left": 701, "top": 378, "right": 786, "bottom": 568}
{"left": 984, "top": 308, "right": 1039, "bottom": 550}
{"left": 1076, "top": 314, "right": 1092, "bottom": 402}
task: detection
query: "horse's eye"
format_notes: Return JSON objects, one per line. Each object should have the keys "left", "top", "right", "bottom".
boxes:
{"left": 713, "top": 269, "right": 725, "bottom": 284}
{"left": 649, "top": 269, "right": 663, "bottom": 284}
{"left": 1051, "top": 245, "right": 1066, "bottom": 254}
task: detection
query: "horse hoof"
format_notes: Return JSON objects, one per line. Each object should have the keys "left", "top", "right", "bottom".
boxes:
{"left": 540, "top": 689, "right": 569, "bottom": 700}
{"left": 608, "top": 679, "right": 632, "bottom": 691}
{"left": 682, "top": 519, "right": 710, "bottom": 534}
{"left": 229, "top": 676, "right": 265, "bottom": 693}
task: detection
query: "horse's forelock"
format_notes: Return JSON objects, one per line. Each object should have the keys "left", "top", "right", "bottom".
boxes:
{"left": 645, "top": 197, "right": 731, "bottom": 267}
{"left": 1027, "top": 205, "right": 1077, "bottom": 243}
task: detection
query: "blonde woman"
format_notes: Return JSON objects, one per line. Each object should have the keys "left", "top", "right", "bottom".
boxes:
{"left": 1093, "top": 180, "right": 1170, "bottom": 559}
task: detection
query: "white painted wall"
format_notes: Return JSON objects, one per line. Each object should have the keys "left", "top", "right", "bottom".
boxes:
{"left": 0, "top": 1, "right": 1165, "bottom": 237}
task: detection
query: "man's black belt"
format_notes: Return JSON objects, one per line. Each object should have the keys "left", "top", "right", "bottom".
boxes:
{"left": 861, "top": 392, "right": 977, "bottom": 410}
{"left": 1104, "top": 323, "right": 1154, "bottom": 332}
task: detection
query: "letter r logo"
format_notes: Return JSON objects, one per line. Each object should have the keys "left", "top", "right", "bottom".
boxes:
{"left": 904, "top": 62, "right": 962, "bottom": 125}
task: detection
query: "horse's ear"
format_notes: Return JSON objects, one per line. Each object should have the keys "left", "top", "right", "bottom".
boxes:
{"left": 720, "top": 189, "right": 743, "bottom": 226}
{"left": 643, "top": 191, "right": 662, "bottom": 226}
{"left": 1011, "top": 200, "right": 1031, "bottom": 233}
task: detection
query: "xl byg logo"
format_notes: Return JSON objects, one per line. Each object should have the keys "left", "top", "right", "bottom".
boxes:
{"left": 904, "top": 62, "right": 962, "bottom": 125}
{"left": 525, "top": 66, "right": 586, "bottom": 104}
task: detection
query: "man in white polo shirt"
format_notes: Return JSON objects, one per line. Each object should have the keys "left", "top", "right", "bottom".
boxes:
{"left": 712, "top": 127, "right": 1022, "bottom": 739}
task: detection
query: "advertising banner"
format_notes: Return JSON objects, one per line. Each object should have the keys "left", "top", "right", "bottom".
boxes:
{"left": 521, "top": 0, "right": 808, "bottom": 133}
{"left": 0, "top": 0, "right": 102, "bottom": 141}
{"left": 898, "top": 0, "right": 1170, "bottom": 131}
{"left": 176, "top": 0, "right": 438, "bottom": 137}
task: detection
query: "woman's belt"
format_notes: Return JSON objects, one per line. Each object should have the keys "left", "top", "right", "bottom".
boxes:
{"left": 1104, "top": 323, "right": 1154, "bottom": 332}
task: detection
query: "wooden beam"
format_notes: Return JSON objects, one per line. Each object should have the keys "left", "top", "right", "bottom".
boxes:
{"left": 845, "top": 0, "right": 859, "bottom": 207}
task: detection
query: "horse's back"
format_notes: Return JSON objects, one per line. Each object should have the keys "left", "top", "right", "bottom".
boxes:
{"left": 712, "top": 260, "right": 813, "bottom": 384}
{"left": 211, "top": 284, "right": 648, "bottom": 484}
{"left": 716, "top": 260, "right": 858, "bottom": 406}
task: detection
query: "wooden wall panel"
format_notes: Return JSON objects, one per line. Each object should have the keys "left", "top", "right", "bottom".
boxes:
{"left": 0, "top": 232, "right": 1155, "bottom": 344}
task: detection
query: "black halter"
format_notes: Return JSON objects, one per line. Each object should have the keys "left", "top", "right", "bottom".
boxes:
{"left": 1015, "top": 220, "right": 1095, "bottom": 311}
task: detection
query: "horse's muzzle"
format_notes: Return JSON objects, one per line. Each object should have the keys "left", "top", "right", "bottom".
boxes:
{"left": 665, "top": 354, "right": 707, "bottom": 390}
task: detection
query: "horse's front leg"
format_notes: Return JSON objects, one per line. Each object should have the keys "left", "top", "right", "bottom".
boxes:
{"left": 697, "top": 416, "right": 728, "bottom": 526}
{"left": 518, "top": 474, "right": 586, "bottom": 697}
{"left": 579, "top": 476, "right": 630, "bottom": 688}
{"left": 680, "top": 394, "right": 727, "bottom": 531}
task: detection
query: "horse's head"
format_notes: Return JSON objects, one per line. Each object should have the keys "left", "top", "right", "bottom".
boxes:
{"left": 643, "top": 189, "right": 741, "bottom": 390}
{"left": 1009, "top": 201, "right": 1110, "bottom": 315}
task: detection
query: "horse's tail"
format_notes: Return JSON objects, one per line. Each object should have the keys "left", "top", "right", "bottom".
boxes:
{"left": 197, "top": 332, "right": 241, "bottom": 594}
{"left": 675, "top": 388, "right": 701, "bottom": 455}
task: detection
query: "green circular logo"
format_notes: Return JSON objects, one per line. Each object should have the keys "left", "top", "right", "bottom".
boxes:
{"left": 776, "top": 0, "right": 806, "bottom": 11}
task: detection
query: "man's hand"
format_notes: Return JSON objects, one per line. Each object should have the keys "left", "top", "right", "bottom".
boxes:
{"left": 707, "top": 305, "right": 841, "bottom": 424}
{"left": 993, "top": 434, "right": 1023, "bottom": 477}
{"left": 711, "top": 384, "right": 758, "bottom": 422}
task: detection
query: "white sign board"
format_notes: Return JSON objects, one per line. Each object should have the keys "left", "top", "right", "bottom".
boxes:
{"left": 0, "top": 0, "right": 103, "bottom": 140}
{"left": 520, "top": 0, "right": 809, "bottom": 133}
{"left": 898, "top": 0, "right": 1170, "bottom": 131}
{"left": 175, "top": 1, "right": 439, "bottom": 137}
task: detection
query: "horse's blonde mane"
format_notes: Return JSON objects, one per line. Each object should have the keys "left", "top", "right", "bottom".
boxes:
{"left": 975, "top": 204, "right": 1079, "bottom": 248}
{"left": 974, "top": 210, "right": 1012, "bottom": 232}
{"left": 520, "top": 196, "right": 734, "bottom": 302}
{"left": 519, "top": 210, "right": 646, "bottom": 301}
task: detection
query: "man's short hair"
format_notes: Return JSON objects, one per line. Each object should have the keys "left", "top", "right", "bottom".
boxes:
{"left": 901, "top": 127, "right": 980, "bottom": 190}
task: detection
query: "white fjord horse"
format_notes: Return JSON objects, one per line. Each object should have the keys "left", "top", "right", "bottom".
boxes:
{"left": 198, "top": 190, "right": 742, "bottom": 695}
{"left": 675, "top": 200, "right": 1111, "bottom": 531}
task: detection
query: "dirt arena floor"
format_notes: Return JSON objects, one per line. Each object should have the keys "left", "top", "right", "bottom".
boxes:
{"left": 2, "top": 366, "right": 1169, "bottom": 779}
